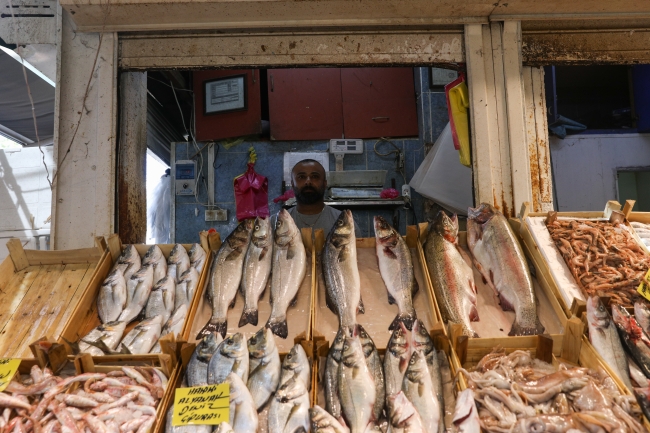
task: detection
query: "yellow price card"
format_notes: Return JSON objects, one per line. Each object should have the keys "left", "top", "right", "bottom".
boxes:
{"left": 0, "top": 359, "right": 21, "bottom": 392}
{"left": 172, "top": 383, "right": 229, "bottom": 426}
{"left": 638, "top": 269, "right": 650, "bottom": 302}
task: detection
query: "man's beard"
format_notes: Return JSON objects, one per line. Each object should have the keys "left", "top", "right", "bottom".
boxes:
{"left": 294, "top": 185, "right": 325, "bottom": 205}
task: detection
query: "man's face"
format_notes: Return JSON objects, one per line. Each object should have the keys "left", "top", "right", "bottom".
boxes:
{"left": 291, "top": 162, "right": 327, "bottom": 205}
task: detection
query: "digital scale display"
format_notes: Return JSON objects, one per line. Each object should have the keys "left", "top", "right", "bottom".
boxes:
{"left": 176, "top": 165, "right": 195, "bottom": 179}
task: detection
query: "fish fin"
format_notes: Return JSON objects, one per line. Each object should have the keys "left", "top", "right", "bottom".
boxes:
{"left": 325, "top": 287, "right": 338, "bottom": 315}
{"left": 387, "top": 292, "right": 396, "bottom": 305}
{"left": 338, "top": 245, "right": 349, "bottom": 263}
{"left": 469, "top": 305, "right": 480, "bottom": 322}
{"left": 358, "top": 296, "right": 365, "bottom": 315}
{"left": 259, "top": 246, "right": 269, "bottom": 261}
{"left": 239, "top": 309, "right": 259, "bottom": 327}
{"left": 489, "top": 269, "right": 494, "bottom": 286}
{"left": 389, "top": 312, "right": 417, "bottom": 331}
{"left": 204, "top": 287, "right": 213, "bottom": 304}
{"left": 119, "top": 344, "right": 132, "bottom": 355}
{"left": 508, "top": 318, "right": 544, "bottom": 336}
{"left": 84, "top": 339, "right": 112, "bottom": 354}
{"left": 266, "top": 317, "right": 288, "bottom": 339}
{"left": 352, "top": 365, "right": 360, "bottom": 379}
{"left": 383, "top": 247, "right": 397, "bottom": 259}
{"left": 229, "top": 297, "right": 236, "bottom": 309}
{"left": 225, "top": 248, "right": 243, "bottom": 261}
{"left": 498, "top": 293, "right": 515, "bottom": 312}
{"left": 61, "top": 337, "right": 81, "bottom": 355}
{"left": 481, "top": 275, "right": 487, "bottom": 285}
{"left": 290, "top": 293, "right": 299, "bottom": 307}
{"left": 286, "top": 244, "right": 298, "bottom": 260}
{"left": 418, "top": 383, "right": 425, "bottom": 397}
{"left": 197, "top": 319, "right": 227, "bottom": 339}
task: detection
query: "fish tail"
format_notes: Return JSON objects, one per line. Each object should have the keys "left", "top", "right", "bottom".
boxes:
{"left": 61, "top": 337, "right": 81, "bottom": 355}
{"left": 266, "top": 316, "right": 288, "bottom": 339}
{"left": 508, "top": 318, "right": 544, "bottom": 336}
{"left": 358, "top": 296, "right": 365, "bottom": 314}
{"left": 197, "top": 319, "right": 227, "bottom": 339}
{"left": 389, "top": 311, "right": 417, "bottom": 331}
{"left": 238, "top": 308, "right": 259, "bottom": 327}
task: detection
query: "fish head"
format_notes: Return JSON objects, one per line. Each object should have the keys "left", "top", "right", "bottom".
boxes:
{"left": 198, "top": 333, "right": 221, "bottom": 361}
{"left": 188, "top": 243, "right": 203, "bottom": 261}
{"left": 221, "top": 333, "right": 246, "bottom": 357}
{"left": 168, "top": 244, "right": 185, "bottom": 263}
{"left": 131, "top": 264, "right": 153, "bottom": 281}
{"left": 411, "top": 320, "right": 434, "bottom": 355}
{"left": 252, "top": 217, "right": 272, "bottom": 246}
{"left": 587, "top": 296, "right": 611, "bottom": 330}
{"left": 178, "top": 268, "right": 197, "bottom": 283}
{"left": 404, "top": 350, "right": 428, "bottom": 381}
{"left": 105, "top": 268, "right": 125, "bottom": 285}
{"left": 248, "top": 327, "right": 274, "bottom": 357}
{"left": 373, "top": 216, "right": 398, "bottom": 243}
{"left": 118, "top": 245, "right": 138, "bottom": 263}
{"left": 468, "top": 203, "right": 498, "bottom": 224}
{"left": 153, "top": 276, "right": 173, "bottom": 291}
{"left": 274, "top": 209, "right": 300, "bottom": 244}
{"left": 357, "top": 324, "right": 376, "bottom": 358}
{"left": 99, "top": 321, "right": 127, "bottom": 335}
{"left": 214, "top": 422, "right": 234, "bottom": 433}
{"left": 432, "top": 211, "right": 459, "bottom": 243}
{"left": 283, "top": 344, "right": 307, "bottom": 371}
{"left": 275, "top": 374, "right": 306, "bottom": 402}
{"left": 387, "top": 322, "right": 410, "bottom": 357}
{"left": 328, "top": 210, "right": 355, "bottom": 248}
{"left": 143, "top": 245, "right": 163, "bottom": 264}
{"left": 341, "top": 325, "right": 365, "bottom": 366}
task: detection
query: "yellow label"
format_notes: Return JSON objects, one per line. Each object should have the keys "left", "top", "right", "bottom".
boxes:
{"left": 172, "top": 383, "right": 229, "bottom": 426}
{"left": 0, "top": 359, "right": 21, "bottom": 392}
{"left": 637, "top": 269, "right": 650, "bottom": 302}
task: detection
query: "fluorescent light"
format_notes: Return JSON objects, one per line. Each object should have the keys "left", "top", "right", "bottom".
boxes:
{"left": 0, "top": 46, "right": 55, "bottom": 87}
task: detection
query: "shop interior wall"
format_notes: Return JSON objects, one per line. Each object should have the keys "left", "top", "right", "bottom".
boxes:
{"left": 174, "top": 67, "right": 449, "bottom": 242}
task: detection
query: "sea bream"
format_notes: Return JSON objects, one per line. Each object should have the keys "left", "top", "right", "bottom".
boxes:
{"left": 118, "top": 264, "right": 154, "bottom": 323}
{"left": 323, "top": 209, "right": 363, "bottom": 328}
{"left": 612, "top": 304, "right": 650, "bottom": 378}
{"left": 207, "top": 332, "right": 249, "bottom": 385}
{"left": 167, "top": 244, "right": 190, "bottom": 283}
{"left": 143, "top": 245, "right": 167, "bottom": 285}
{"left": 268, "top": 375, "right": 310, "bottom": 433}
{"left": 239, "top": 216, "right": 273, "bottom": 327}
{"left": 373, "top": 216, "right": 418, "bottom": 331}
{"left": 97, "top": 268, "right": 127, "bottom": 323}
{"left": 247, "top": 327, "right": 281, "bottom": 410}
{"left": 188, "top": 243, "right": 207, "bottom": 274}
{"left": 587, "top": 296, "right": 632, "bottom": 389}
{"left": 186, "top": 333, "right": 222, "bottom": 387}
{"left": 467, "top": 203, "right": 544, "bottom": 336}
{"left": 198, "top": 220, "right": 254, "bottom": 339}
{"left": 266, "top": 209, "right": 307, "bottom": 338}
{"left": 145, "top": 275, "right": 175, "bottom": 325}
{"left": 76, "top": 320, "right": 128, "bottom": 356}
{"left": 226, "top": 372, "right": 258, "bottom": 433}
{"left": 280, "top": 343, "right": 311, "bottom": 389}
{"left": 425, "top": 211, "right": 479, "bottom": 337}
{"left": 112, "top": 244, "right": 142, "bottom": 281}
{"left": 175, "top": 267, "right": 200, "bottom": 310}
{"left": 118, "top": 315, "right": 163, "bottom": 354}
{"left": 309, "top": 405, "right": 349, "bottom": 433}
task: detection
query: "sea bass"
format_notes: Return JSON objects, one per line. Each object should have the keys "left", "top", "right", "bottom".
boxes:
{"left": 402, "top": 350, "right": 440, "bottom": 433}
{"left": 451, "top": 389, "right": 481, "bottom": 433}
{"left": 324, "top": 209, "right": 363, "bottom": 328}
{"left": 167, "top": 244, "right": 190, "bottom": 283}
{"left": 412, "top": 319, "right": 444, "bottom": 430}
{"left": 98, "top": 268, "right": 127, "bottom": 323}
{"left": 386, "top": 391, "right": 425, "bottom": 433}
{"left": 145, "top": 276, "right": 175, "bottom": 325}
{"left": 384, "top": 322, "right": 412, "bottom": 398}
{"left": 186, "top": 333, "right": 222, "bottom": 387}
{"left": 119, "top": 264, "right": 154, "bottom": 323}
{"left": 635, "top": 301, "right": 650, "bottom": 336}
{"left": 208, "top": 333, "right": 249, "bottom": 385}
{"left": 112, "top": 245, "right": 142, "bottom": 281}
{"left": 358, "top": 324, "right": 385, "bottom": 422}
{"left": 226, "top": 373, "right": 258, "bottom": 433}
{"left": 188, "top": 243, "right": 207, "bottom": 274}
{"left": 310, "top": 405, "right": 349, "bottom": 433}
{"left": 587, "top": 296, "right": 632, "bottom": 389}
{"left": 266, "top": 209, "right": 307, "bottom": 338}
{"left": 143, "top": 245, "right": 167, "bottom": 285}
{"left": 324, "top": 327, "right": 345, "bottom": 420}
{"left": 247, "top": 327, "right": 280, "bottom": 410}
{"left": 374, "top": 216, "right": 418, "bottom": 331}
{"left": 467, "top": 203, "right": 544, "bottom": 336}
{"left": 268, "top": 375, "right": 310, "bottom": 433}
{"left": 612, "top": 304, "right": 650, "bottom": 378}
{"left": 239, "top": 216, "right": 273, "bottom": 327}
{"left": 425, "top": 211, "right": 479, "bottom": 337}
{"left": 175, "top": 267, "right": 200, "bottom": 310}
{"left": 280, "top": 343, "right": 311, "bottom": 389}
{"left": 118, "top": 315, "right": 163, "bottom": 354}
{"left": 78, "top": 320, "right": 128, "bottom": 355}
{"left": 198, "top": 220, "right": 253, "bottom": 339}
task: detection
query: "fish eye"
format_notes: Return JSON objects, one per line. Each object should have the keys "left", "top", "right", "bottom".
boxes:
{"left": 343, "top": 344, "right": 349, "bottom": 351}
{"left": 410, "top": 357, "right": 416, "bottom": 364}
{"left": 337, "top": 220, "right": 343, "bottom": 226}
{"left": 255, "top": 225, "right": 260, "bottom": 231}
{"left": 287, "top": 354, "right": 292, "bottom": 359}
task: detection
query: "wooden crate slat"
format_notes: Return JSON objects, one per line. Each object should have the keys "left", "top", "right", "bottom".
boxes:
{"left": 25, "top": 248, "right": 103, "bottom": 266}
{"left": 0, "top": 266, "right": 46, "bottom": 338}
{"left": 6, "top": 239, "right": 29, "bottom": 271}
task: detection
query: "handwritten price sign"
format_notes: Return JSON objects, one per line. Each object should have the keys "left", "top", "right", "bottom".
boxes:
{"left": 172, "top": 383, "right": 229, "bottom": 426}
{"left": 0, "top": 359, "right": 21, "bottom": 392}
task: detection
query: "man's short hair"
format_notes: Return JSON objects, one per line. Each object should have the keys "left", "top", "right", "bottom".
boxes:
{"left": 292, "top": 159, "right": 325, "bottom": 174}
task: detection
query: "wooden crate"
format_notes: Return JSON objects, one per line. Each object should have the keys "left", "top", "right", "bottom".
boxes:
{"left": 59, "top": 232, "right": 212, "bottom": 359}
{"left": 186, "top": 228, "right": 314, "bottom": 354}
{"left": 0, "top": 238, "right": 105, "bottom": 358}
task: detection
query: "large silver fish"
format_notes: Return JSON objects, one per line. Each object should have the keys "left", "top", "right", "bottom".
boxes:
{"left": 425, "top": 211, "right": 479, "bottom": 337}
{"left": 266, "top": 209, "right": 307, "bottom": 338}
{"left": 467, "top": 203, "right": 543, "bottom": 336}
{"left": 280, "top": 343, "right": 311, "bottom": 389}
{"left": 247, "top": 327, "right": 280, "bottom": 410}
{"left": 145, "top": 276, "right": 175, "bottom": 325}
{"left": 358, "top": 324, "right": 385, "bottom": 422}
{"left": 412, "top": 320, "right": 444, "bottom": 432}
{"left": 175, "top": 267, "right": 200, "bottom": 310}
{"left": 165, "top": 405, "right": 212, "bottom": 433}
{"left": 310, "top": 405, "right": 349, "bottom": 433}
{"left": 384, "top": 322, "right": 412, "bottom": 398}
{"left": 161, "top": 303, "right": 188, "bottom": 339}
{"left": 239, "top": 217, "right": 273, "bottom": 327}
{"left": 119, "top": 264, "right": 154, "bottom": 323}
{"left": 186, "top": 333, "right": 222, "bottom": 387}
{"left": 226, "top": 372, "right": 258, "bottom": 433}
{"left": 167, "top": 244, "right": 190, "bottom": 283}
{"left": 112, "top": 245, "right": 141, "bottom": 281}
{"left": 118, "top": 315, "right": 163, "bottom": 354}
{"left": 188, "top": 243, "right": 207, "bottom": 275}
{"left": 77, "top": 320, "right": 128, "bottom": 355}
{"left": 338, "top": 325, "right": 376, "bottom": 433}
{"left": 324, "top": 210, "right": 363, "bottom": 328}
{"left": 635, "top": 301, "right": 650, "bottom": 336}
{"left": 268, "top": 375, "right": 310, "bottom": 433}
{"left": 374, "top": 216, "right": 418, "bottom": 330}
{"left": 587, "top": 296, "right": 632, "bottom": 389}
{"left": 198, "top": 220, "right": 254, "bottom": 339}
{"left": 97, "top": 268, "right": 127, "bottom": 323}
{"left": 324, "top": 327, "right": 345, "bottom": 419}
{"left": 208, "top": 333, "right": 249, "bottom": 385}
{"left": 386, "top": 391, "right": 425, "bottom": 433}
{"left": 143, "top": 245, "right": 167, "bottom": 284}
{"left": 402, "top": 350, "right": 440, "bottom": 433}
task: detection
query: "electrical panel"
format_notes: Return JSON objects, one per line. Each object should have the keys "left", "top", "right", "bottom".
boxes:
{"left": 175, "top": 160, "right": 197, "bottom": 195}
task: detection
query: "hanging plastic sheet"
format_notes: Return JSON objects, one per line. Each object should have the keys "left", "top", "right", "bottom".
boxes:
{"left": 234, "top": 147, "right": 270, "bottom": 221}
{"left": 445, "top": 73, "right": 471, "bottom": 167}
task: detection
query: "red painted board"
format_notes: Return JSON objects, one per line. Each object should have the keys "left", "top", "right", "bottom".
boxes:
{"left": 268, "top": 68, "right": 344, "bottom": 141}
{"left": 341, "top": 67, "right": 419, "bottom": 139}
{"left": 194, "top": 69, "right": 262, "bottom": 141}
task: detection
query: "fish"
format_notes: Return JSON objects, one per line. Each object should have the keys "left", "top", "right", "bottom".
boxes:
{"left": 467, "top": 203, "right": 544, "bottom": 336}
{"left": 77, "top": 321, "right": 128, "bottom": 355}
{"left": 373, "top": 216, "right": 418, "bottom": 331}
{"left": 143, "top": 245, "right": 167, "bottom": 284}
{"left": 247, "top": 327, "right": 281, "bottom": 410}
{"left": 161, "top": 303, "right": 188, "bottom": 339}
{"left": 612, "top": 304, "right": 650, "bottom": 378}
{"left": 402, "top": 350, "right": 440, "bottom": 433}
{"left": 167, "top": 244, "right": 190, "bottom": 283}
{"left": 239, "top": 217, "right": 273, "bottom": 327}
{"left": 384, "top": 322, "right": 412, "bottom": 398}
{"left": 186, "top": 333, "right": 222, "bottom": 387}
{"left": 324, "top": 327, "right": 345, "bottom": 420}
{"left": 97, "top": 268, "right": 127, "bottom": 323}
{"left": 188, "top": 243, "right": 207, "bottom": 275}
{"left": 425, "top": 211, "right": 479, "bottom": 337}
{"left": 323, "top": 209, "right": 363, "bottom": 328}
{"left": 586, "top": 296, "right": 632, "bottom": 389}
{"left": 208, "top": 333, "right": 249, "bottom": 385}
{"left": 411, "top": 319, "right": 444, "bottom": 430}
{"left": 358, "top": 324, "right": 385, "bottom": 422}
{"left": 634, "top": 301, "right": 650, "bottom": 336}
{"left": 280, "top": 343, "right": 311, "bottom": 389}
{"left": 118, "top": 264, "right": 155, "bottom": 323}
{"left": 226, "top": 372, "right": 258, "bottom": 433}
{"left": 268, "top": 375, "right": 310, "bottom": 433}
{"left": 386, "top": 391, "right": 425, "bottom": 433}
{"left": 112, "top": 244, "right": 142, "bottom": 281}
{"left": 310, "top": 405, "right": 349, "bottom": 433}
{"left": 266, "top": 209, "right": 307, "bottom": 338}
{"left": 145, "top": 276, "right": 175, "bottom": 325}
{"left": 165, "top": 404, "right": 212, "bottom": 433}
{"left": 451, "top": 389, "right": 481, "bottom": 433}
{"left": 198, "top": 220, "right": 254, "bottom": 339}
{"left": 338, "top": 325, "right": 376, "bottom": 433}
{"left": 118, "top": 315, "right": 163, "bottom": 354}
{"left": 634, "top": 387, "right": 650, "bottom": 421}
{"left": 175, "top": 267, "right": 200, "bottom": 310}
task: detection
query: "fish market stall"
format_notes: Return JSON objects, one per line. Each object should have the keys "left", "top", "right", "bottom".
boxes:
{"left": 0, "top": 238, "right": 106, "bottom": 358}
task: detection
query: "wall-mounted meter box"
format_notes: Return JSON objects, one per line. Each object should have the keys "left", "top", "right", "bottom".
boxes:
{"left": 175, "top": 160, "right": 197, "bottom": 195}
{"left": 329, "top": 139, "right": 364, "bottom": 154}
